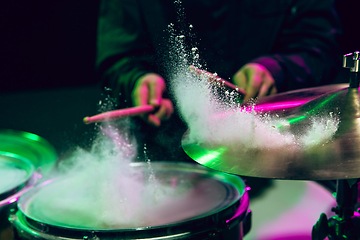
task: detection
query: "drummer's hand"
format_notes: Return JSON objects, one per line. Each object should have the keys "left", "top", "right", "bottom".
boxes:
{"left": 233, "top": 63, "right": 277, "bottom": 102}
{"left": 132, "top": 73, "right": 174, "bottom": 127}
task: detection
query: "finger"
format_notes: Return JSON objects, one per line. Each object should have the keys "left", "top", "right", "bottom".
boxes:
{"left": 147, "top": 114, "right": 161, "bottom": 127}
{"left": 232, "top": 70, "right": 247, "bottom": 95}
{"left": 270, "top": 85, "right": 277, "bottom": 95}
{"left": 258, "top": 80, "right": 277, "bottom": 98}
{"left": 145, "top": 99, "right": 174, "bottom": 127}
{"left": 258, "top": 82, "right": 271, "bottom": 98}
{"left": 148, "top": 77, "right": 165, "bottom": 106}
{"left": 244, "top": 81, "right": 261, "bottom": 101}
{"left": 153, "top": 99, "right": 174, "bottom": 121}
{"left": 258, "top": 71, "right": 277, "bottom": 98}
{"left": 132, "top": 81, "right": 149, "bottom": 107}
{"left": 243, "top": 69, "right": 262, "bottom": 101}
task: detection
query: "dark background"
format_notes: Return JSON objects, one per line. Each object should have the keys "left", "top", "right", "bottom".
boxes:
{"left": 0, "top": 1, "right": 359, "bottom": 93}
{"left": 0, "top": 1, "right": 359, "bottom": 158}
{"left": 0, "top": 1, "right": 100, "bottom": 92}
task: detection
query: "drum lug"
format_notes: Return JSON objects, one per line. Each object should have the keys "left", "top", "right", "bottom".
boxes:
{"left": 38, "top": 223, "right": 49, "bottom": 233}
{"left": 83, "top": 232, "right": 100, "bottom": 240}
{"left": 83, "top": 235, "right": 100, "bottom": 240}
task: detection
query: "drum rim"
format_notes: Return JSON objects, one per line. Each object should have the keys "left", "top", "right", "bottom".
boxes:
{"left": 0, "top": 151, "right": 35, "bottom": 203}
{"left": 15, "top": 162, "right": 248, "bottom": 239}
{"left": 0, "top": 129, "right": 58, "bottom": 175}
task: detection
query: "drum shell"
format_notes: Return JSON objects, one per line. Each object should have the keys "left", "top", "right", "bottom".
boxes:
{"left": 0, "top": 152, "right": 38, "bottom": 240}
{"left": 11, "top": 162, "right": 251, "bottom": 240}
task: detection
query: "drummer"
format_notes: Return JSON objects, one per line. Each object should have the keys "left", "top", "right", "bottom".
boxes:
{"left": 96, "top": 0, "right": 342, "bottom": 179}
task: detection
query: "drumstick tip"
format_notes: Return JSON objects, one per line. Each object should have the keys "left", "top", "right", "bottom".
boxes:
{"left": 83, "top": 117, "right": 90, "bottom": 124}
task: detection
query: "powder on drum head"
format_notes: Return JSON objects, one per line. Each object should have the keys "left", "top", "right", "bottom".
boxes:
{"left": 24, "top": 123, "right": 237, "bottom": 229}
{"left": 24, "top": 163, "right": 234, "bottom": 229}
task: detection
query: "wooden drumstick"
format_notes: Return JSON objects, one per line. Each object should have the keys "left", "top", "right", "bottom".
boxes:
{"left": 83, "top": 105, "right": 155, "bottom": 124}
{"left": 189, "top": 65, "right": 246, "bottom": 95}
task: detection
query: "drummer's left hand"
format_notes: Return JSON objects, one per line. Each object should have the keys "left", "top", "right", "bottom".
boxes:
{"left": 233, "top": 63, "right": 277, "bottom": 102}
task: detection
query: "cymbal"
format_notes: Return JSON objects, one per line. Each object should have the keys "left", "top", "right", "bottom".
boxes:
{"left": 181, "top": 83, "right": 360, "bottom": 180}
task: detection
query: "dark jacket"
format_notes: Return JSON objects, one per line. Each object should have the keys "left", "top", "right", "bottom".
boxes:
{"left": 96, "top": 0, "right": 342, "bottom": 108}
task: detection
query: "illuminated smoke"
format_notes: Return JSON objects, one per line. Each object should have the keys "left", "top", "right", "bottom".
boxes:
{"left": 166, "top": 16, "right": 339, "bottom": 150}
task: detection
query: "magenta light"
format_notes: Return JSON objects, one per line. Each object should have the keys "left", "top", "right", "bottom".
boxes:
{"left": 8, "top": 197, "right": 18, "bottom": 204}
{"left": 252, "top": 100, "right": 308, "bottom": 112}
{"left": 211, "top": 100, "right": 308, "bottom": 121}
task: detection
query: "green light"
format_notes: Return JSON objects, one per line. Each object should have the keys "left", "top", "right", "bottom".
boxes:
{"left": 196, "top": 147, "right": 227, "bottom": 165}
{"left": 287, "top": 115, "right": 307, "bottom": 124}
{"left": 275, "top": 91, "right": 342, "bottom": 129}
{"left": 332, "top": 192, "right": 337, "bottom": 198}
{"left": 22, "top": 132, "right": 41, "bottom": 142}
{"left": 275, "top": 115, "right": 307, "bottom": 129}
{"left": 307, "top": 91, "right": 342, "bottom": 115}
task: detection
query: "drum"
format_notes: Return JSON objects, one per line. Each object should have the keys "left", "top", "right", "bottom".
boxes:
{"left": 0, "top": 129, "right": 58, "bottom": 176}
{"left": 11, "top": 162, "right": 250, "bottom": 240}
{"left": 0, "top": 152, "right": 38, "bottom": 240}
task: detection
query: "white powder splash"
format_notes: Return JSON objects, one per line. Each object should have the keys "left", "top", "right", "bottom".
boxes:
{"left": 30, "top": 120, "right": 195, "bottom": 229}
{"left": 26, "top": 120, "right": 235, "bottom": 230}
{"left": 165, "top": 12, "right": 340, "bottom": 151}
{"left": 171, "top": 64, "right": 340, "bottom": 150}
{"left": 29, "top": 1, "right": 340, "bottom": 229}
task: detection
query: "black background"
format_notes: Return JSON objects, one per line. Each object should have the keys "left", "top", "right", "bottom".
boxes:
{"left": 0, "top": 1, "right": 359, "bottom": 93}
{"left": 0, "top": 1, "right": 100, "bottom": 92}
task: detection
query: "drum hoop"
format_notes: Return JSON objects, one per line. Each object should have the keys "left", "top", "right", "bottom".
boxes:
{"left": 16, "top": 162, "right": 248, "bottom": 239}
{"left": 0, "top": 152, "right": 35, "bottom": 204}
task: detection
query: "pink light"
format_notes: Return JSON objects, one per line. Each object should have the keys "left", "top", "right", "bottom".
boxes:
{"left": 212, "top": 100, "right": 308, "bottom": 120}
{"left": 8, "top": 197, "right": 18, "bottom": 204}
{"left": 252, "top": 100, "right": 308, "bottom": 112}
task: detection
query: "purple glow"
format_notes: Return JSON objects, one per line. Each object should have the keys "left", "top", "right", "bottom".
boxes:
{"left": 288, "top": 55, "right": 311, "bottom": 75}
{"left": 42, "top": 178, "right": 55, "bottom": 186}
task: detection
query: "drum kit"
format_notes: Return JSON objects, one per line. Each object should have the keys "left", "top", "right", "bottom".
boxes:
{"left": 183, "top": 51, "right": 360, "bottom": 239}
{"left": 1, "top": 52, "right": 360, "bottom": 240}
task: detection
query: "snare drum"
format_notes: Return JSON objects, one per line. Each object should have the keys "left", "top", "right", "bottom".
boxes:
{"left": 11, "top": 162, "right": 250, "bottom": 240}
{"left": 0, "top": 152, "right": 38, "bottom": 240}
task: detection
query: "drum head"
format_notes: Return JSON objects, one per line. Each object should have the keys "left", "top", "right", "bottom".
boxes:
{"left": 17, "top": 162, "right": 245, "bottom": 233}
{"left": 0, "top": 152, "right": 35, "bottom": 202}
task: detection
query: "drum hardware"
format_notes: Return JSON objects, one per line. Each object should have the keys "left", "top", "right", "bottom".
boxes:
{"left": 312, "top": 179, "right": 360, "bottom": 240}
{"left": 181, "top": 50, "right": 360, "bottom": 180}
{"left": 343, "top": 51, "right": 360, "bottom": 88}
{"left": 11, "top": 162, "right": 251, "bottom": 240}
{"left": 181, "top": 51, "right": 360, "bottom": 239}
{"left": 0, "top": 131, "right": 57, "bottom": 240}
{"left": 312, "top": 52, "right": 360, "bottom": 240}
{"left": 0, "top": 152, "right": 39, "bottom": 240}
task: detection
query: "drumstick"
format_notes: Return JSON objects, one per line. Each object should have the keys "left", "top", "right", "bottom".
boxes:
{"left": 83, "top": 105, "right": 155, "bottom": 124}
{"left": 189, "top": 65, "right": 246, "bottom": 95}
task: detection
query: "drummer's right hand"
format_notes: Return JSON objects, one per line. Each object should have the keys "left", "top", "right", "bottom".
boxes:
{"left": 132, "top": 73, "right": 174, "bottom": 127}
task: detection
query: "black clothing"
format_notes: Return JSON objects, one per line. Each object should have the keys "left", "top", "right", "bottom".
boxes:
{"left": 97, "top": 0, "right": 342, "bottom": 108}
{"left": 96, "top": 0, "right": 342, "bottom": 163}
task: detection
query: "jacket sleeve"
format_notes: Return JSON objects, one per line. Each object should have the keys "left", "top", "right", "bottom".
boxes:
{"left": 96, "top": 0, "right": 156, "bottom": 107}
{"left": 249, "top": 0, "right": 342, "bottom": 92}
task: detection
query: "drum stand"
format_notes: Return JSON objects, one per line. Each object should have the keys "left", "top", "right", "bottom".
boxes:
{"left": 312, "top": 52, "right": 360, "bottom": 240}
{"left": 312, "top": 179, "right": 360, "bottom": 240}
